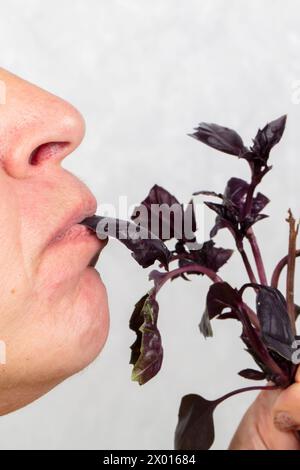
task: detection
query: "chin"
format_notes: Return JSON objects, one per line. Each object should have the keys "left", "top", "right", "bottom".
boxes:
{"left": 50, "top": 267, "right": 110, "bottom": 379}
{"left": 0, "top": 268, "right": 109, "bottom": 417}
{"left": 69, "top": 267, "right": 110, "bottom": 373}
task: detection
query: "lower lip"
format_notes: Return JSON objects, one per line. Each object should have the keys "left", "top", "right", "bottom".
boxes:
{"left": 53, "top": 224, "right": 97, "bottom": 244}
{"left": 37, "top": 223, "right": 107, "bottom": 296}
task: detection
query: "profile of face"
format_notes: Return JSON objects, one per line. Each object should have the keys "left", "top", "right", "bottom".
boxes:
{"left": 0, "top": 68, "right": 109, "bottom": 414}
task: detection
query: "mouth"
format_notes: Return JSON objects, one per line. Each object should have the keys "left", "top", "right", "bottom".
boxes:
{"left": 49, "top": 208, "right": 97, "bottom": 246}
{"left": 43, "top": 194, "right": 108, "bottom": 273}
{"left": 52, "top": 222, "right": 96, "bottom": 244}
{"left": 39, "top": 221, "right": 106, "bottom": 285}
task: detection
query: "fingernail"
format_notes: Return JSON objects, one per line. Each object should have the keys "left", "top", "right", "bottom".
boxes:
{"left": 274, "top": 411, "right": 299, "bottom": 431}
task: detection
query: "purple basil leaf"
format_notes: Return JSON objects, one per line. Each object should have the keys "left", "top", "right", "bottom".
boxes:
{"left": 251, "top": 115, "right": 287, "bottom": 161}
{"left": 175, "top": 384, "right": 275, "bottom": 450}
{"left": 206, "top": 282, "right": 241, "bottom": 321}
{"left": 130, "top": 293, "right": 163, "bottom": 385}
{"left": 132, "top": 184, "right": 179, "bottom": 210}
{"left": 204, "top": 202, "right": 231, "bottom": 238}
{"left": 196, "top": 241, "right": 233, "bottom": 272}
{"left": 131, "top": 184, "right": 184, "bottom": 241}
{"left": 249, "top": 213, "right": 269, "bottom": 226}
{"left": 207, "top": 283, "right": 281, "bottom": 382}
{"left": 204, "top": 201, "right": 224, "bottom": 217}
{"left": 238, "top": 369, "right": 266, "bottom": 381}
{"left": 243, "top": 346, "right": 279, "bottom": 383}
{"left": 224, "top": 177, "right": 249, "bottom": 209}
{"left": 210, "top": 215, "right": 228, "bottom": 238}
{"left": 252, "top": 192, "right": 270, "bottom": 214}
{"left": 81, "top": 215, "right": 171, "bottom": 269}
{"left": 224, "top": 178, "right": 270, "bottom": 217}
{"left": 180, "top": 240, "right": 233, "bottom": 274}
{"left": 256, "top": 286, "right": 294, "bottom": 360}
{"left": 127, "top": 237, "right": 171, "bottom": 270}
{"left": 174, "top": 394, "right": 216, "bottom": 450}
{"left": 129, "top": 294, "right": 149, "bottom": 366}
{"left": 189, "top": 123, "right": 246, "bottom": 156}
{"left": 205, "top": 178, "right": 269, "bottom": 239}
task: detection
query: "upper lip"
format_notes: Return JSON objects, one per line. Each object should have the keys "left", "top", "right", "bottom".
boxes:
{"left": 47, "top": 196, "right": 98, "bottom": 247}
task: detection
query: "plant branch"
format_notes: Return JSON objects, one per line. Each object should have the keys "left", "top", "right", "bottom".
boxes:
{"left": 271, "top": 250, "right": 300, "bottom": 288}
{"left": 242, "top": 303, "right": 260, "bottom": 330}
{"left": 286, "top": 210, "right": 299, "bottom": 334}
{"left": 152, "top": 264, "right": 223, "bottom": 295}
{"left": 151, "top": 265, "right": 261, "bottom": 329}
{"left": 246, "top": 228, "right": 268, "bottom": 285}
{"left": 215, "top": 384, "right": 279, "bottom": 406}
{"left": 237, "top": 241, "right": 258, "bottom": 284}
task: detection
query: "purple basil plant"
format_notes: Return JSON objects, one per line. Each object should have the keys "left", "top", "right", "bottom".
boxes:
{"left": 82, "top": 115, "right": 300, "bottom": 450}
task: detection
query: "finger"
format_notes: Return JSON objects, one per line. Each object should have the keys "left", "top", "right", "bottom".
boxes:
{"left": 229, "top": 389, "right": 281, "bottom": 450}
{"left": 273, "top": 382, "right": 300, "bottom": 432}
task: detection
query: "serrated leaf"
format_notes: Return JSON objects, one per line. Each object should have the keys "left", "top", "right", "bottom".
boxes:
{"left": 129, "top": 294, "right": 149, "bottom": 366}
{"left": 179, "top": 240, "right": 233, "bottom": 275}
{"left": 130, "top": 294, "right": 163, "bottom": 385}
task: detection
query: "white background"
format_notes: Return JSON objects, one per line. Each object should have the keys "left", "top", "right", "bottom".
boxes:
{"left": 0, "top": 0, "right": 299, "bottom": 450}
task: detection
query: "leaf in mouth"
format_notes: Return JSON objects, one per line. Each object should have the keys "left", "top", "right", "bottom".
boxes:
{"left": 81, "top": 215, "right": 171, "bottom": 270}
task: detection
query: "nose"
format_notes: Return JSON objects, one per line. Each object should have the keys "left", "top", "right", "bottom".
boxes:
{"left": 0, "top": 68, "right": 86, "bottom": 178}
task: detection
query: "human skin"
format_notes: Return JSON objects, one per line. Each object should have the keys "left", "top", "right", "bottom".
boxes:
{"left": 0, "top": 68, "right": 109, "bottom": 415}
{"left": 229, "top": 368, "right": 300, "bottom": 450}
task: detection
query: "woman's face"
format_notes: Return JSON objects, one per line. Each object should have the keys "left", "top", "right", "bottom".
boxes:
{"left": 0, "top": 68, "right": 109, "bottom": 414}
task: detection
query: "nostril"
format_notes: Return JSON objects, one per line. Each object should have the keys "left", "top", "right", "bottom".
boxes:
{"left": 29, "top": 141, "right": 69, "bottom": 166}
